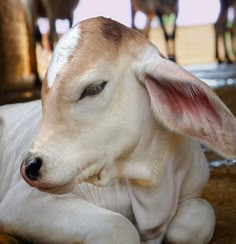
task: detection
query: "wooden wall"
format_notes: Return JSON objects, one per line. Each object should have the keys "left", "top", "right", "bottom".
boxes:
{"left": 0, "top": 0, "right": 34, "bottom": 96}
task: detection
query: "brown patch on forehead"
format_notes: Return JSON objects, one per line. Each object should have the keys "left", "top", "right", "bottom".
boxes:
{"left": 78, "top": 17, "right": 133, "bottom": 51}
{"left": 100, "top": 18, "right": 123, "bottom": 44}
{"left": 65, "top": 17, "right": 127, "bottom": 79}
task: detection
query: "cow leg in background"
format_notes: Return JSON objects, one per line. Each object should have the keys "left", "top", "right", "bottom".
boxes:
{"left": 165, "top": 198, "right": 215, "bottom": 244}
{"left": 232, "top": 2, "right": 236, "bottom": 58}
{"left": 142, "top": 15, "right": 152, "bottom": 38}
{"left": 214, "top": 0, "right": 225, "bottom": 63}
{"left": 48, "top": 17, "right": 57, "bottom": 51}
{"left": 157, "top": 11, "right": 177, "bottom": 62}
{"left": 130, "top": 9, "right": 152, "bottom": 37}
{"left": 48, "top": 17, "right": 74, "bottom": 51}
{"left": 215, "top": 25, "right": 222, "bottom": 63}
{"left": 215, "top": 0, "right": 234, "bottom": 63}
{"left": 0, "top": 181, "right": 139, "bottom": 244}
{"left": 31, "top": 39, "right": 41, "bottom": 87}
{"left": 68, "top": 16, "right": 74, "bottom": 27}
{"left": 169, "top": 15, "right": 177, "bottom": 62}
{"left": 131, "top": 1, "right": 136, "bottom": 30}
{"left": 223, "top": 29, "right": 233, "bottom": 63}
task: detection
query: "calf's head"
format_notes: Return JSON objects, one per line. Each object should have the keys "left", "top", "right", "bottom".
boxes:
{"left": 21, "top": 17, "right": 236, "bottom": 193}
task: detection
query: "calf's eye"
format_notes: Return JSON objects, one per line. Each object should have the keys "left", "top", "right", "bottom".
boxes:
{"left": 79, "top": 81, "right": 107, "bottom": 100}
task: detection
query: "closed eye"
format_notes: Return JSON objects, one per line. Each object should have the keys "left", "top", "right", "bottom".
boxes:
{"left": 79, "top": 81, "right": 107, "bottom": 100}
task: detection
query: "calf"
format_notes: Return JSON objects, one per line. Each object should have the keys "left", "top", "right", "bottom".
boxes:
{"left": 0, "top": 17, "right": 236, "bottom": 243}
{"left": 131, "top": 0, "right": 179, "bottom": 61}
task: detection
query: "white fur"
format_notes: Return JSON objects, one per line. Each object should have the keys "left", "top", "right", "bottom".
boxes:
{"left": 47, "top": 24, "right": 80, "bottom": 88}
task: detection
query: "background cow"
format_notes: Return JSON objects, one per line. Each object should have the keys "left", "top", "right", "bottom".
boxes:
{"left": 131, "top": 0, "right": 179, "bottom": 61}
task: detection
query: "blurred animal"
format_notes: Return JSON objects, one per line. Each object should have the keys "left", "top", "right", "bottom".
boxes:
{"left": 20, "top": 0, "right": 79, "bottom": 86}
{"left": 37, "top": 0, "right": 79, "bottom": 51}
{"left": 215, "top": 0, "right": 236, "bottom": 63}
{"left": 1, "top": 17, "right": 236, "bottom": 243}
{"left": 131, "top": 0, "right": 179, "bottom": 61}
{"left": 232, "top": 1, "right": 236, "bottom": 54}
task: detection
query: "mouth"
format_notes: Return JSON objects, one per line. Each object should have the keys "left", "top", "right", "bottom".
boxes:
{"left": 38, "top": 182, "right": 75, "bottom": 194}
{"left": 38, "top": 170, "right": 105, "bottom": 194}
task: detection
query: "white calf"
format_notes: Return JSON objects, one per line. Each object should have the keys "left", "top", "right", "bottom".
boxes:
{"left": 0, "top": 17, "right": 236, "bottom": 243}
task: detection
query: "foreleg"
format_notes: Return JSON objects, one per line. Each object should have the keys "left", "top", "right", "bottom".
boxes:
{"left": 165, "top": 198, "right": 215, "bottom": 244}
{"left": 0, "top": 181, "right": 139, "bottom": 243}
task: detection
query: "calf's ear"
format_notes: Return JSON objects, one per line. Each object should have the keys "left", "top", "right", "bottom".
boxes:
{"left": 135, "top": 48, "right": 236, "bottom": 158}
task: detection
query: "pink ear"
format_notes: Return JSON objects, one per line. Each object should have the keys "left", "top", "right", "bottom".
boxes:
{"left": 145, "top": 74, "right": 221, "bottom": 126}
{"left": 138, "top": 54, "right": 236, "bottom": 158}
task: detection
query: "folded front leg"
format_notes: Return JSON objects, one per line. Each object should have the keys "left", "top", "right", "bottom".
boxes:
{"left": 165, "top": 198, "right": 215, "bottom": 244}
{"left": 0, "top": 181, "right": 139, "bottom": 243}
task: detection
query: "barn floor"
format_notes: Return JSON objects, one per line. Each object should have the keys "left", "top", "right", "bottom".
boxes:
{"left": 203, "top": 165, "right": 236, "bottom": 244}
{"left": 0, "top": 24, "right": 236, "bottom": 243}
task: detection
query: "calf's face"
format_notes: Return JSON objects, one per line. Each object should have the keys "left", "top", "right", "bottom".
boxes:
{"left": 21, "top": 17, "right": 236, "bottom": 193}
{"left": 21, "top": 17, "right": 155, "bottom": 192}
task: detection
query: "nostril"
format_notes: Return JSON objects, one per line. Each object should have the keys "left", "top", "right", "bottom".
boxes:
{"left": 25, "top": 157, "right": 42, "bottom": 181}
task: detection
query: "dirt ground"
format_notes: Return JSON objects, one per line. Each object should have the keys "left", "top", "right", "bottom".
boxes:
{"left": 203, "top": 166, "right": 236, "bottom": 244}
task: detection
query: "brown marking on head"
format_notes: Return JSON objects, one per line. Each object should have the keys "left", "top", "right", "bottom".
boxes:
{"left": 42, "top": 17, "right": 149, "bottom": 110}
{"left": 100, "top": 18, "right": 123, "bottom": 44}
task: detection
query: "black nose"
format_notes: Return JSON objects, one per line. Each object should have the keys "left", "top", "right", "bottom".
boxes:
{"left": 24, "top": 156, "right": 42, "bottom": 181}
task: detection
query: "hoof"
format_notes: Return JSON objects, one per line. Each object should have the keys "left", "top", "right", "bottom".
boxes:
{"left": 226, "top": 59, "right": 233, "bottom": 64}
{"left": 168, "top": 56, "right": 176, "bottom": 63}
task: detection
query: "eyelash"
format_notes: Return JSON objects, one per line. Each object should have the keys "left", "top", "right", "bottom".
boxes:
{"left": 79, "top": 81, "right": 107, "bottom": 100}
